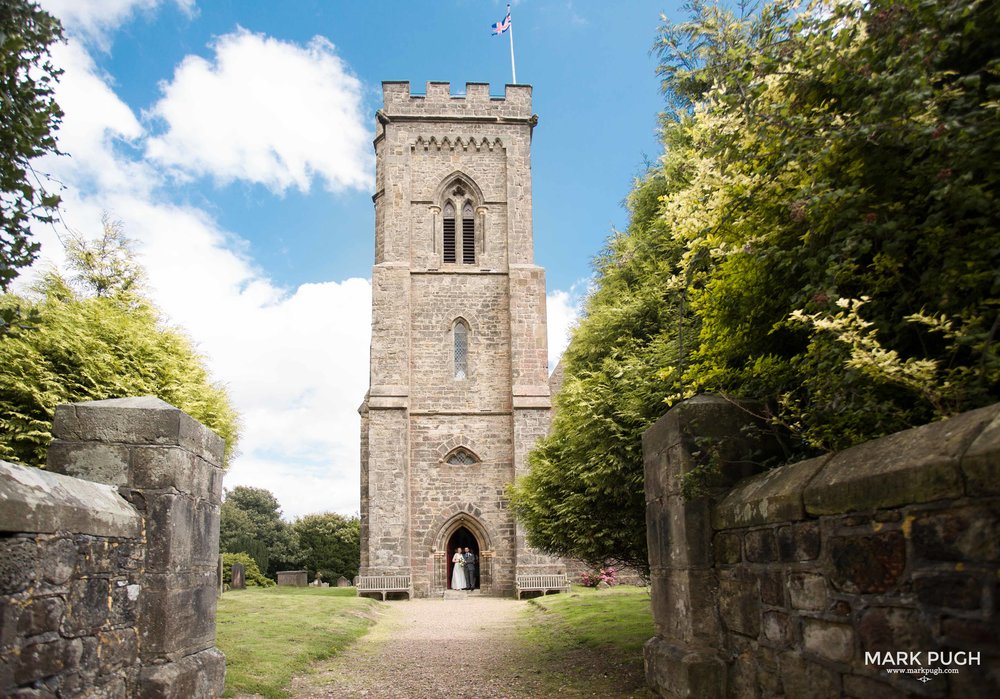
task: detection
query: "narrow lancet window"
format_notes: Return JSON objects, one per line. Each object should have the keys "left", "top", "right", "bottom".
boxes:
{"left": 454, "top": 320, "right": 468, "bottom": 379}
{"left": 443, "top": 202, "right": 457, "bottom": 263}
{"left": 462, "top": 202, "right": 476, "bottom": 264}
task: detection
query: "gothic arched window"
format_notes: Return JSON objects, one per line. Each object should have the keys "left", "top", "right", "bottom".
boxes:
{"left": 446, "top": 447, "right": 478, "bottom": 465}
{"left": 437, "top": 175, "right": 482, "bottom": 266}
{"left": 443, "top": 202, "right": 457, "bottom": 263}
{"left": 444, "top": 447, "right": 479, "bottom": 466}
{"left": 453, "top": 319, "right": 469, "bottom": 380}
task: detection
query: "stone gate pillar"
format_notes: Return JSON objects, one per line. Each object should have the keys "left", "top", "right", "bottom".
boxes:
{"left": 642, "top": 395, "right": 773, "bottom": 698}
{"left": 47, "top": 396, "right": 226, "bottom": 698}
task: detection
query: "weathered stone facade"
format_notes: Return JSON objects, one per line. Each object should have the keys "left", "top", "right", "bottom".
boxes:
{"left": 642, "top": 395, "right": 1000, "bottom": 698}
{"left": 359, "top": 81, "right": 564, "bottom": 597}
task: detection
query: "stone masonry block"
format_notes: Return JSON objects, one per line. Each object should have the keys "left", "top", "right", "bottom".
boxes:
{"left": 0, "top": 461, "right": 139, "bottom": 539}
{"left": 129, "top": 447, "right": 218, "bottom": 502}
{"left": 138, "top": 646, "right": 224, "bottom": 699}
{"left": 52, "top": 397, "right": 224, "bottom": 464}
{"left": 804, "top": 404, "right": 1000, "bottom": 515}
{"left": 788, "top": 572, "right": 828, "bottom": 611}
{"left": 653, "top": 495, "right": 715, "bottom": 569}
{"left": 649, "top": 568, "right": 721, "bottom": 646}
{"left": 39, "top": 537, "right": 76, "bottom": 584}
{"left": 803, "top": 619, "right": 855, "bottom": 664}
{"left": 962, "top": 410, "right": 1000, "bottom": 495}
{"left": 713, "top": 456, "right": 828, "bottom": 530}
{"left": 776, "top": 521, "right": 821, "bottom": 562}
{"left": 778, "top": 651, "right": 840, "bottom": 698}
{"left": 45, "top": 441, "right": 129, "bottom": 486}
{"left": 828, "top": 531, "right": 906, "bottom": 594}
{"left": 14, "top": 637, "right": 83, "bottom": 685}
{"left": 17, "top": 597, "right": 63, "bottom": 637}
{"left": 718, "top": 569, "right": 761, "bottom": 638}
{"left": 858, "top": 607, "right": 934, "bottom": 654}
{"left": 138, "top": 572, "right": 217, "bottom": 659}
{"left": 713, "top": 531, "right": 741, "bottom": 564}
{"left": 744, "top": 528, "right": 778, "bottom": 563}
{"left": 643, "top": 637, "right": 725, "bottom": 699}
{"left": 762, "top": 611, "right": 790, "bottom": 644}
{"left": 190, "top": 500, "right": 221, "bottom": 568}
{"left": 143, "top": 494, "right": 194, "bottom": 573}
{"left": 0, "top": 537, "right": 36, "bottom": 594}
{"left": 911, "top": 504, "right": 1000, "bottom": 563}
{"left": 63, "top": 577, "right": 110, "bottom": 634}
{"left": 913, "top": 572, "right": 983, "bottom": 610}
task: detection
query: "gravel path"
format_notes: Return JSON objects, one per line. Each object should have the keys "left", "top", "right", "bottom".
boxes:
{"left": 284, "top": 596, "right": 644, "bottom": 699}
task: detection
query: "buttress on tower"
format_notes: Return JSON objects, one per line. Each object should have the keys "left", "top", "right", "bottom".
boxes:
{"left": 358, "top": 81, "right": 565, "bottom": 597}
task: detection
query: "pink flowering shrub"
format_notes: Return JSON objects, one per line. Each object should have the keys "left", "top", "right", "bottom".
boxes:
{"left": 580, "top": 566, "right": 618, "bottom": 587}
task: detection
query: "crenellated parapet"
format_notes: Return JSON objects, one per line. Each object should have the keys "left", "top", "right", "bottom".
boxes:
{"left": 380, "top": 81, "right": 534, "bottom": 122}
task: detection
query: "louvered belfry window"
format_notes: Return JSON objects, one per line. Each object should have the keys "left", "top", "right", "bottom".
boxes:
{"left": 462, "top": 202, "right": 476, "bottom": 264}
{"left": 454, "top": 320, "right": 468, "bottom": 380}
{"left": 443, "top": 202, "right": 457, "bottom": 263}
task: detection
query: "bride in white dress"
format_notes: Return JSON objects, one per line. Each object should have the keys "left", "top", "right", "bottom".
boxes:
{"left": 451, "top": 549, "right": 467, "bottom": 590}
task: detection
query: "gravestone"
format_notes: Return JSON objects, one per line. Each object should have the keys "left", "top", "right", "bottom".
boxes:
{"left": 337, "top": 576, "right": 350, "bottom": 587}
{"left": 231, "top": 562, "right": 246, "bottom": 589}
{"left": 276, "top": 570, "right": 308, "bottom": 586}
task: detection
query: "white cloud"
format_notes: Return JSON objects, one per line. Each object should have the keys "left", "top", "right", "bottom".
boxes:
{"left": 26, "top": 29, "right": 372, "bottom": 521}
{"left": 546, "top": 284, "right": 585, "bottom": 372}
{"left": 39, "top": 0, "right": 195, "bottom": 49}
{"left": 145, "top": 29, "right": 373, "bottom": 194}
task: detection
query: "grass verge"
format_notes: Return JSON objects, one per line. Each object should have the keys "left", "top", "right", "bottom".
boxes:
{"left": 520, "top": 585, "right": 654, "bottom": 697}
{"left": 216, "top": 586, "right": 380, "bottom": 698}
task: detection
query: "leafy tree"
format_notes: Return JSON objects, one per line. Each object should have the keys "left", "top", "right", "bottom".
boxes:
{"left": 512, "top": 0, "right": 1000, "bottom": 570}
{"left": 0, "top": 1, "right": 64, "bottom": 291}
{"left": 510, "top": 174, "right": 685, "bottom": 574}
{"left": 219, "top": 485, "right": 301, "bottom": 578}
{"left": 0, "top": 220, "right": 240, "bottom": 466}
{"left": 292, "top": 512, "right": 360, "bottom": 582}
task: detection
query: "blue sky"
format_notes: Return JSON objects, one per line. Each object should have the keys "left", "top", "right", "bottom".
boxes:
{"left": 31, "top": 0, "right": 677, "bottom": 518}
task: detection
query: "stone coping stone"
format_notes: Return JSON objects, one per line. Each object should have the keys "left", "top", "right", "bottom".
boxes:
{"left": 713, "top": 455, "right": 830, "bottom": 530}
{"left": 803, "top": 403, "right": 1000, "bottom": 515}
{"left": 52, "top": 396, "right": 224, "bottom": 464}
{"left": 0, "top": 460, "right": 140, "bottom": 537}
{"left": 962, "top": 411, "right": 1000, "bottom": 495}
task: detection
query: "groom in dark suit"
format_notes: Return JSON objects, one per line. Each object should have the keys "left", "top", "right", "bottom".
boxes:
{"left": 463, "top": 547, "right": 477, "bottom": 590}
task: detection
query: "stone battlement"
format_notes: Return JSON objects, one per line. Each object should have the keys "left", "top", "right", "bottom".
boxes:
{"left": 381, "top": 81, "right": 532, "bottom": 120}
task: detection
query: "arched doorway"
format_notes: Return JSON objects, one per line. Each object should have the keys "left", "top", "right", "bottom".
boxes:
{"left": 446, "top": 526, "right": 480, "bottom": 590}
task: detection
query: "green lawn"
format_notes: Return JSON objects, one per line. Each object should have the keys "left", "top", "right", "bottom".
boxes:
{"left": 216, "top": 586, "right": 380, "bottom": 698}
{"left": 520, "top": 585, "right": 654, "bottom": 697}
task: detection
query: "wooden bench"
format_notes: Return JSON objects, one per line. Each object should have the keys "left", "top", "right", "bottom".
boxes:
{"left": 355, "top": 574, "right": 412, "bottom": 601}
{"left": 515, "top": 573, "right": 570, "bottom": 599}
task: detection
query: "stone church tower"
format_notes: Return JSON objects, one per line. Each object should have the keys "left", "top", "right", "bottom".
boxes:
{"left": 358, "top": 81, "right": 563, "bottom": 597}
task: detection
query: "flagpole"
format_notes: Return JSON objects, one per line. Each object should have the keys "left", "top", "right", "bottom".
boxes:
{"left": 507, "top": 4, "right": 517, "bottom": 83}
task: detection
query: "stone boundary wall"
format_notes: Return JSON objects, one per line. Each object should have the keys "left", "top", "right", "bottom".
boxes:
{"left": 1, "top": 397, "right": 225, "bottom": 698}
{"left": 642, "top": 395, "right": 999, "bottom": 698}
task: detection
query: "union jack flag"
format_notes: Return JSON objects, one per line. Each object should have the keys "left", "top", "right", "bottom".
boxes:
{"left": 492, "top": 11, "right": 511, "bottom": 35}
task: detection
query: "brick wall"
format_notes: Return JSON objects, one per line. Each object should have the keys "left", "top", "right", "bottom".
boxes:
{"left": 0, "top": 397, "right": 225, "bottom": 698}
{"left": 642, "top": 395, "right": 999, "bottom": 698}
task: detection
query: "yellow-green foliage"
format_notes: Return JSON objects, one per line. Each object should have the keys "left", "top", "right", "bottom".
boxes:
{"left": 0, "top": 227, "right": 239, "bottom": 467}
{"left": 513, "top": 0, "right": 1000, "bottom": 570}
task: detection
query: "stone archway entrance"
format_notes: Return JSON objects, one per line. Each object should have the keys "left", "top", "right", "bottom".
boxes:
{"left": 434, "top": 513, "right": 494, "bottom": 594}
{"left": 446, "top": 527, "right": 480, "bottom": 590}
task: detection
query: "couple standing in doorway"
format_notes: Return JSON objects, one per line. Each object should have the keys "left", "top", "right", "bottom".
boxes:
{"left": 450, "top": 547, "right": 477, "bottom": 590}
